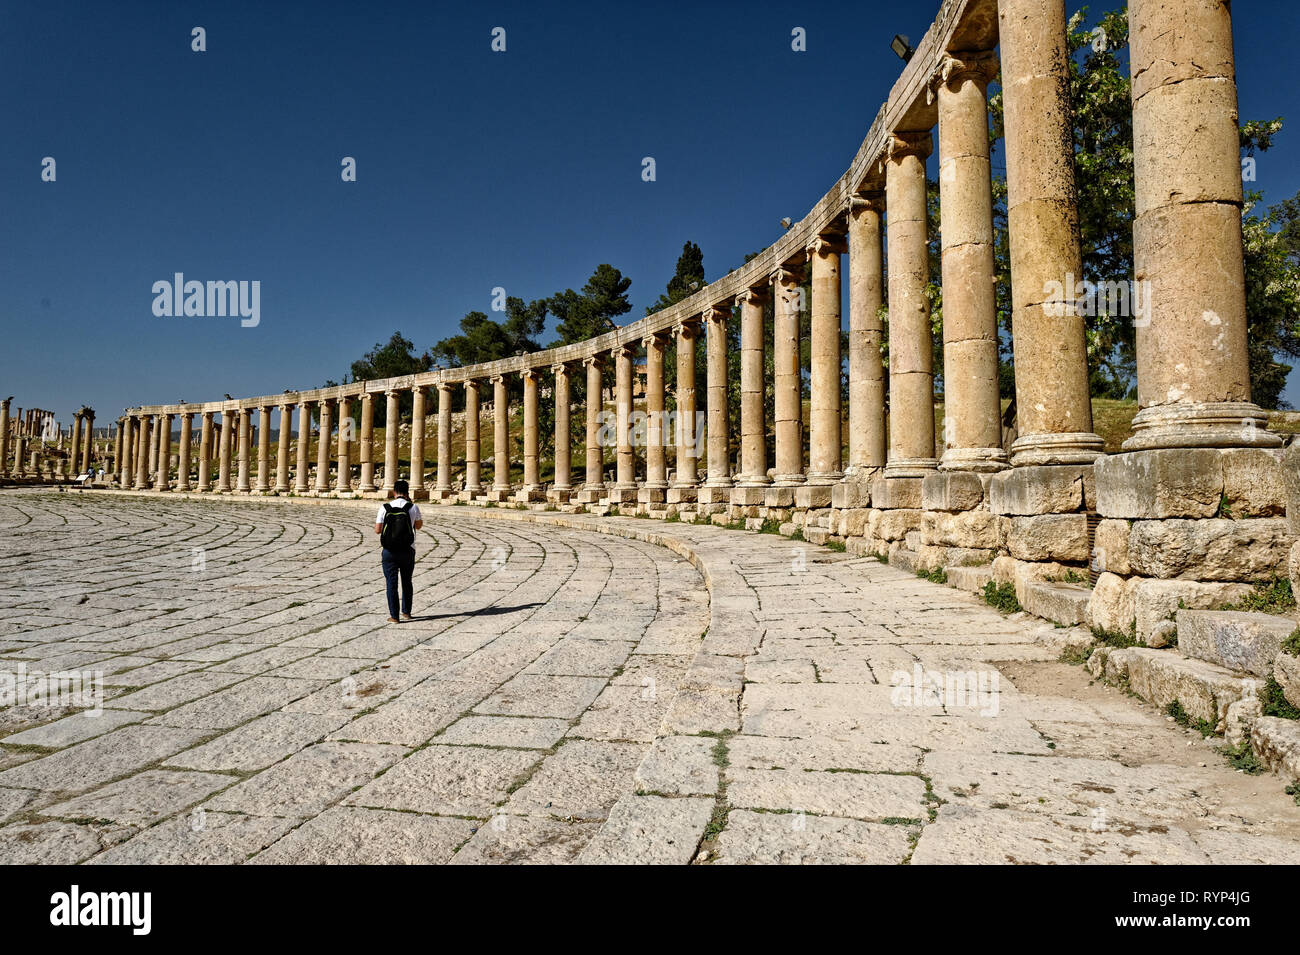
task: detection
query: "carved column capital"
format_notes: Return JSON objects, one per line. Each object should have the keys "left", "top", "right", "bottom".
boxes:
{"left": 806, "top": 234, "right": 847, "bottom": 259}
{"left": 935, "top": 50, "right": 999, "bottom": 94}
{"left": 849, "top": 190, "right": 886, "bottom": 217}
{"left": 885, "top": 130, "right": 933, "bottom": 162}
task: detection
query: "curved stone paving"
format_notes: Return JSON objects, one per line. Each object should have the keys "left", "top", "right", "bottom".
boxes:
{"left": 0, "top": 491, "right": 1298, "bottom": 864}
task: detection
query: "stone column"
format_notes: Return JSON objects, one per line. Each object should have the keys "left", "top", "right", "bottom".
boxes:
{"left": 157, "top": 413, "right": 172, "bottom": 491}
{"left": 149, "top": 415, "right": 162, "bottom": 484}
{"left": 255, "top": 405, "right": 271, "bottom": 492}
{"left": 197, "top": 413, "right": 213, "bottom": 491}
{"left": 315, "top": 398, "right": 332, "bottom": 492}
{"left": 847, "top": 194, "right": 887, "bottom": 473}
{"left": 70, "top": 414, "right": 83, "bottom": 477}
{"left": 669, "top": 321, "right": 701, "bottom": 501}
{"left": 436, "top": 383, "right": 453, "bottom": 498}
{"left": 295, "top": 402, "right": 312, "bottom": 493}
{"left": 641, "top": 334, "right": 668, "bottom": 502}
{"left": 883, "top": 131, "right": 939, "bottom": 478}
{"left": 578, "top": 356, "right": 604, "bottom": 502}
{"left": 521, "top": 369, "right": 542, "bottom": 500}
{"left": 490, "top": 375, "right": 510, "bottom": 498}
{"left": 357, "top": 393, "right": 376, "bottom": 492}
{"left": 14, "top": 436, "right": 25, "bottom": 477}
{"left": 0, "top": 397, "right": 10, "bottom": 477}
{"left": 772, "top": 268, "right": 805, "bottom": 487}
{"left": 137, "top": 415, "right": 152, "bottom": 489}
{"left": 998, "top": 0, "right": 1102, "bottom": 464}
{"left": 113, "top": 419, "right": 125, "bottom": 485}
{"left": 937, "top": 52, "right": 1008, "bottom": 472}
{"left": 733, "top": 289, "right": 770, "bottom": 495}
{"left": 1123, "top": 0, "right": 1277, "bottom": 450}
{"left": 81, "top": 412, "right": 95, "bottom": 474}
{"left": 276, "top": 404, "right": 292, "bottom": 493}
{"left": 237, "top": 409, "right": 252, "bottom": 493}
{"left": 702, "top": 305, "right": 733, "bottom": 503}
{"left": 383, "top": 390, "right": 400, "bottom": 492}
{"left": 808, "top": 236, "right": 845, "bottom": 485}
{"left": 217, "top": 411, "right": 232, "bottom": 492}
{"left": 120, "top": 417, "right": 134, "bottom": 486}
{"left": 409, "top": 386, "right": 426, "bottom": 497}
{"left": 335, "top": 396, "right": 351, "bottom": 493}
{"left": 551, "top": 364, "right": 573, "bottom": 501}
{"left": 610, "top": 346, "right": 636, "bottom": 502}
{"left": 177, "top": 413, "right": 193, "bottom": 491}
{"left": 464, "top": 380, "right": 482, "bottom": 495}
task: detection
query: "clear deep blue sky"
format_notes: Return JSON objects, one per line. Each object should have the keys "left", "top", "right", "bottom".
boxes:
{"left": 3, "top": 0, "right": 1299, "bottom": 426}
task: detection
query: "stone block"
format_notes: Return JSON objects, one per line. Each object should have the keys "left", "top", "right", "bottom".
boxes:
{"left": 1221, "top": 447, "right": 1286, "bottom": 518}
{"left": 1127, "top": 518, "right": 1291, "bottom": 580}
{"left": 870, "top": 475, "right": 923, "bottom": 510}
{"left": 1020, "top": 580, "right": 1091, "bottom": 627}
{"left": 1274, "top": 651, "right": 1300, "bottom": 710}
{"left": 729, "top": 486, "right": 766, "bottom": 507}
{"left": 1176, "top": 609, "right": 1296, "bottom": 678}
{"left": 888, "top": 546, "right": 920, "bottom": 574}
{"left": 946, "top": 564, "right": 994, "bottom": 593}
{"left": 794, "top": 485, "right": 833, "bottom": 509}
{"left": 831, "top": 480, "right": 871, "bottom": 509}
{"left": 988, "top": 464, "right": 1092, "bottom": 516}
{"left": 872, "top": 508, "right": 924, "bottom": 542}
{"left": 1291, "top": 541, "right": 1300, "bottom": 598}
{"left": 1092, "top": 519, "right": 1131, "bottom": 576}
{"left": 1250, "top": 717, "right": 1300, "bottom": 781}
{"left": 841, "top": 508, "right": 871, "bottom": 537}
{"left": 921, "top": 470, "right": 988, "bottom": 512}
{"left": 921, "top": 510, "right": 1002, "bottom": 549}
{"left": 1086, "top": 572, "right": 1137, "bottom": 635}
{"left": 1094, "top": 448, "right": 1223, "bottom": 519}
{"left": 1086, "top": 646, "right": 1260, "bottom": 732}
{"left": 697, "top": 485, "right": 732, "bottom": 505}
{"left": 804, "top": 527, "right": 830, "bottom": 545}
{"left": 1006, "top": 514, "right": 1090, "bottom": 563}
{"left": 1284, "top": 442, "right": 1300, "bottom": 535}
{"left": 637, "top": 486, "right": 666, "bottom": 505}
{"left": 1131, "top": 578, "right": 1254, "bottom": 647}
{"left": 763, "top": 487, "right": 795, "bottom": 508}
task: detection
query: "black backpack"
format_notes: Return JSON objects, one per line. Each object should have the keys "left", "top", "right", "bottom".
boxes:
{"left": 380, "top": 501, "right": 415, "bottom": 550}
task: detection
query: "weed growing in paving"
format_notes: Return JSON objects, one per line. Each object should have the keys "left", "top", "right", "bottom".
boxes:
{"left": 1281, "top": 628, "right": 1300, "bottom": 657}
{"left": 1222, "top": 577, "right": 1295, "bottom": 614}
{"left": 1221, "top": 738, "right": 1266, "bottom": 775}
{"left": 826, "top": 539, "right": 846, "bottom": 552}
{"left": 1287, "top": 781, "right": 1300, "bottom": 806}
{"left": 1091, "top": 624, "right": 1140, "bottom": 650}
{"left": 1259, "top": 676, "right": 1300, "bottom": 721}
{"left": 917, "top": 567, "right": 947, "bottom": 584}
{"left": 1166, "top": 699, "right": 1217, "bottom": 738}
{"left": 758, "top": 518, "right": 782, "bottom": 535}
{"left": 981, "top": 580, "right": 1020, "bottom": 614}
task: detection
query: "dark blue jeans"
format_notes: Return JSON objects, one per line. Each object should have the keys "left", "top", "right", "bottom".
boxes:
{"left": 381, "top": 547, "right": 415, "bottom": 618}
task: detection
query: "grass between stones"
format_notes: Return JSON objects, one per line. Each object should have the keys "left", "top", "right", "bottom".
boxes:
{"left": 916, "top": 567, "right": 947, "bottom": 585}
{"left": 980, "top": 580, "right": 1020, "bottom": 614}
{"left": 1222, "top": 577, "right": 1296, "bottom": 615}
{"left": 1259, "top": 676, "right": 1300, "bottom": 721}
{"left": 1165, "top": 699, "right": 1217, "bottom": 738}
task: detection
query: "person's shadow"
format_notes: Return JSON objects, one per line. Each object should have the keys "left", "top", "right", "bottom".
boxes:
{"left": 401, "top": 602, "right": 543, "bottom": 622}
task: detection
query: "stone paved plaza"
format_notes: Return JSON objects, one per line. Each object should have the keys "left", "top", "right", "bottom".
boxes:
{"left": 0, "top": 490, "right": 1298, "bottom": 865}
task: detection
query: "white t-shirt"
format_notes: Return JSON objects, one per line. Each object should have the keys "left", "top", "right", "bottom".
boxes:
{"left": 376, "top": 498, "right": 423, "bottom": 526}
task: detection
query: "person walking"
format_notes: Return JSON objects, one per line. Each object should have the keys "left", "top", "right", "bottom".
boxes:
{"left": 375, "top": 479, "right": 422, "bottom": 622}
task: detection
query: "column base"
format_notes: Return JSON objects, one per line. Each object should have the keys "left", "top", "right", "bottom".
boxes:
{"left": 575, "top": 485, "right": 604, "bottom": 504}
{"left": 666, "top": 484, "right": 697, "bottom": 504}
{"left": 734, "top": 473, "right": 772, "bottom": 488}
{"left": 939, "top": 447, "right": 1009, "bottom": 472}
{"left": 483, "top": 488, "right": 512, "bottom": 502}
{"left": 696, "top": 485, "right": 731, "bottom": 505}
{"left": 772, "top": 473, "right": 806, "bottom": 486}
{"left": 637, "top": 486, "right": 666, "bottom": 505}
{"left": 730, "top": 486, "right": 767, "bottom": 507}
{"left": 883, "top": 457, "right": 939, "bottom": 479}
{"left": 1121, "top": 401, "right": 1282, "bottom": 451}
{"left": 794, "top": 484, "right": 833, "bottom": 508}
{"left": 608, "top": 487, "right": 638, "bottom": 504}
{"left": 1009, "top": 432, "right": 1104, "bottom": 467}
{"left": 457, "top": 488, "right": 483, "bottom": 502}
{"left": 547, "top": 487, "right": 573, "bottom": 504}
{"left": 806, "top": 471, "right": 842, "bottom": 486}
{"left": 410, "top": 488, "right": 429, "bottom": 501}
{"left": 514, "top": 487, "right": 545, "bottom": 503}
{"left": 358, "top": 483, "right": 377, "bottom": 493}
{"left": 431, "top": 487, "right": 457, "bottom": 501}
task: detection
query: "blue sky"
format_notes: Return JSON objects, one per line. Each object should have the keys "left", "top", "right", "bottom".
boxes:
{"left": 3, "top": 0, "right": 1299, "bottom": 426}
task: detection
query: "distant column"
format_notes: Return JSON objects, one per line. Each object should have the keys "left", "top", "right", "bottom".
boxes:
{"left": 736, "top": 288, "right": 770, "bottom": 486}
{"left": 642, "top": 334, "right": 668, "bottom": 491}
{"left": 522, "top": 369, "right": 541, "bottom": 495}
{"left": 276, "top": 404, "right": 292, "bottom": 492}
{"left": 137, "top": 415, "right": 152, "bottom": 489}
{"left": 157, "top": 413, "right": 172, "bottom": 491}
{"left": 583, "top": 356, "right": 605, "bottom": 494}
{"left": 383, "top": 390, "right": 400, "bottom": 491}
{"left": 237, "top": 409, "right": 252, "bottom": 493}
{"left": 357, "top": 393, "right": 376, "bottom": 492}
{"left": 847, "top": 193, "right": 887, "bottom": 472}
{"left": 335, "top": 395, "right": 351, "bottom": 492}
{"left": 315, "top": 398, "right": 333, "bottom": 492}
{"left": 464, "top": 380, "right": 482, "bottom": 494}
{"left": 409, "top": 386, "right": 426, "bottom": 496}
{"left": 177, "top": 413, "right": 193, "bottom": 491}
{"left": 492, "top": 375, "right": 510, "bottom": 493}
{"left": 120, "top": 417, "right": 134, "bottom": 487}
{"left": 217, "top": 410, "right": 232, "bottom": 492}
{"left": 70, "top": 413, "right": 84, "bottom": 477}
{"left": 198, "top": 412, "right": 214, "bottom": 491}
{"left": 672, "top": 320, "right": 700, "bottom": 491}
{"left": 294, "top": 402, "right": 312, "bottom": 492}
{"left": 772, "top": 268, "right": 805, "bottom": 485}
{"left": 0, "top": 397, "right": 10, "bottom": 477}
{"left": 81, "top": 411, "right": 95, "bottom": 474}
{"left": 436, "top": 383, "right": 453, "bottom": 495}
{"left": 113, "top": 419, "right": 125, "bottom": 485}
{"left": 614, "top": 346, "right": 636, "bottom": 494}
{"left": 552, "top": 364, "right": 572, "bottom": 495}
{"left": 808, "top": 236, "right": 845, "bottom": 484}
{"left": 149, "top": 414, "right": 161, "bottom": 484}
{"left": 254, "top": 405, "right": 271, "bottom": 492}
{"left": 704, "top": 305, "right": 733, "bottom": 490}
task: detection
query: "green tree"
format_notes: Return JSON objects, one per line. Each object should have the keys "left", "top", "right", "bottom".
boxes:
{"left": 1243, "top": 189, "right": 1300, "bottom": 409}
{"left": 549, "top": 264, "right": 633, "bottom": 345}
{"left": 647, "top": 241, "right": 705, "bottom": 314}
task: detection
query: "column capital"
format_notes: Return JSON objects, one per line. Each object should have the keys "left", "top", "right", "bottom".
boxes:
{"left": 520, "top": 367, "right": 542, "bottom": 382}
{"left": 489, "top": 374, "right": 506, "bottom": 386}
{"left": 550, "top": 361, "right": 573, "bottom": 376}
{"left": 935, "top": 50, "right": 999, "bottom": 94}
{"left": 771, "top": 265, "right": 804, "bottom": 286}
{"left": 735, "top": 286, "right": 769, "bottom": 307}
{"left": 806, "top": 233, "right": 847, "bottom": 258}
{"left": 384, "top": 388, "right": 401, "bottom": 399}
{"left": 581, "top": 354, "right": 604, "bottom": 369}
{"left": 675, "top": 316, "right": 702, "bottom": 339}
{"left": 885, "top": 130, "right": 933, "bottom": 162}
{"left": 702, "top": 304, "right": 730, "bottom": 325}
{"left": 641, "top": 330, "right": 670, "bottom": 349}
{"left": 849, "top": 190, "right": 886, "bottom": 216}
{"left": 614, "top": 342, "right": 638, "bottom": 360}
{"left": 357, "top": 391, "right": 373, "bottom": 404}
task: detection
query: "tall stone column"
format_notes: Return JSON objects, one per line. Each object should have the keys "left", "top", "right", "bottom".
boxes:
{"left": 217, "top": 411, "right": 232, "bottom": 492}
{"left": 199, "top": 414, "right": 214, "bottom": 491}
{"left": 383, "top": 390, "right": 400, "bottom": 491}
{"left": 937, "top": 52, "right": 1008, "bottom": 472}
{"left": 70, "top": 413, "right": 83, "bottom": 477}
{"left": 177, "top": 413, "right": 193, "bottom": 491}
{"left": 669, "top": 320, "right": 701, "bottom": 502}
{"left": 847, "top": 194, "right": 887, "bottom": 473}
{"left": 998, "top": 0, "right": 1102, "bottom": 464}
{"left": 81, "top": 411, "right": 95, "bottom": 474}
{"left": 611, "top": 346, "right": 636, "bottom": 502}
{"left": 276, "top": 404, "right": 292, "bottom": 493}
{"left": 294, "top": 402, "right": 312, "bottom": 492}
{"left": 335, "top": 396, "right": 351, "bottom": 493}
{"left": 409, "top": 386, "right": 426, "bottom": 497}
{"left": 702, "top": 305, "right": 733, "bottom": 503}
{"left": 578, "top": 356, "right": 605, "bottom": 502}
{"left": 237, "top": 409, "right": 252, "bottom": 493}
{"left": 884, "top": 131, "right": 939, "bottom": 479}
{"left": 641, "top": 334, "right": 668, "bottom": 501}
{"left": 315, "top": 398, "right": 332, "bottom": 493}
{"left": 436, "top": 383, "right": 453, "bottom": 498}
{"left": 113, "top": 419, "right": 125, "bottom": 485}
{"left": 1123, "top": 0, "right": 1277, "bottom": 450}
{"left": 551, "top": 364, "right": 572, "bottom": 500}
{"left": 137, "top": 415, "right": 152, "bottom": 489}
{"left": 464, "top": 380, "right": 482, "bottom": 495}
{"left": 772, "top": 268, "right": 805, "bottom": 487}
{"left": 734, "top": 289, "right": 770, "bottom": 492}
{"left": 491, "top": 375, "right": 510, "bottom": 497}
{"left": 157, "top": 413, "right": 172, "bottom": 491}
{"left": 120, "top": 417, "right": 134, "bottom": 486}
{"left": 357, "top": 393, "right": 376, "bottom": 492}
{"left": 14, "top": 436, "right": 25, "bottom": 477}
{"left": 255, "top": 405, "right": 272, "bottom": 492}
{"left": 521, "top": 369, "right": 542, "bottom": 499}
{"left": 807, "top": 236, "right": 845, "bottom": 485}
{"left": 0, "top": 397, "right": 10, "bottom": 477}
{"left": 149, "top": 415, "right": 161, "bottom": 484}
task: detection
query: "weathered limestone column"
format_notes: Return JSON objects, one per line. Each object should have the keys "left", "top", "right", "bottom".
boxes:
{"left": 435, "top": 383, "right": 453, "bottom": 499}
{"left": 640, "top": 334, "right": 668, "bottom": 505}
{"left": 149, "top": 415, "right": 162, "bottom": 485}
{"left": 237, "top": 408, "right": 252, "bottom": 493}
{"left": 81, "top": 411, "right": 95, "bottom": 474}
{"left": 357, "top": 393, "right": 376, "bottom": 492}
{"left": 294, "top": 402, "right": 312, "bottom": 493}
{"left": 884, "top": 131, "right": 939, "bottom": 479}
{"left": 463, "top": 379, "right": 483, "bottom": 496}
{"left": 520, "top": 369, "right": 542, "bottom": 500}
{"left": 70, "top": 413, "right": 83, "bottom": 477}
{"left": 807, "top": 236, "right": 845, "bottom": 487}
{"left": 701, "top": 305, "right": 733, "bottom": 506}
{"left": 550, "top": 363, "right": 573, "bottom": 502}
{"left": 668, "top": 320, "right": 700, "bottom": 504}
{"left": 257, "top": 405, "right": 272, "bottom": 492}
{"left": 409, "top": 386, "right": 426, "bottom": 498}
{"left": 609, "top": 345, "right": 637, "bottom": 503}
{"left": 276, "top": 404, "right": 292, "bottom": 493}
{"left": 733, "top": 289, "right": 770, "bottom": 495}
{"left": 113, "top": 419, "right": 125, "bottom": 485}
{"left": 118, "top": 417, "right": 132, "bottom": 486}
{"left": 14, "top": 436, "right": 26, "bottom": 477}
{"left": 771, "top": 268, "right": 805, "bottom": 490}
{"left": 937, "top": 52, "right": 1008, "bottom": 472}
{"left": 490, "top": 375, "right": 510, "bottom": 499}
{"left": 847, "top": 194, "right": 887, "bottom": 473}
{"left": 383, "top": 390, "right": 400, "bottom": 492}
{"left": 1123, "top": 0, "right": 1277, "bottom": 450}
{"left": 157, "top": 413, "right": 172, "bottom": 491}
{"left": 0, "top": 397, "right": 10, "bottom": 477}
{"left": 335, "top": 396, "right": 352, "bottom": 493}
{"left": 998, "top": 0, "right": 1103, "bottom": 464}
{"left": 198, "top": 413, "right": 213, "bottom": 491}
{"left": 315, "top": 398, "right": 332, "bottom": 493}
{"left": 217, "top": 410, "right": 232, "bottom": 492}
{"left": 577, "top": 356, "right": 605, "bottom": 503}
{"left": 138, "top": 415, "right": 153, "bottom": 490}
{"left": 176, "top": 413, "right": 193, "bottom": 491}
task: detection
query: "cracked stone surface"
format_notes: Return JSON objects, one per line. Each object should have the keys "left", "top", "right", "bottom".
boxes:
{"left": 1, "top": 491, "right": 1298, "bottom": 864}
